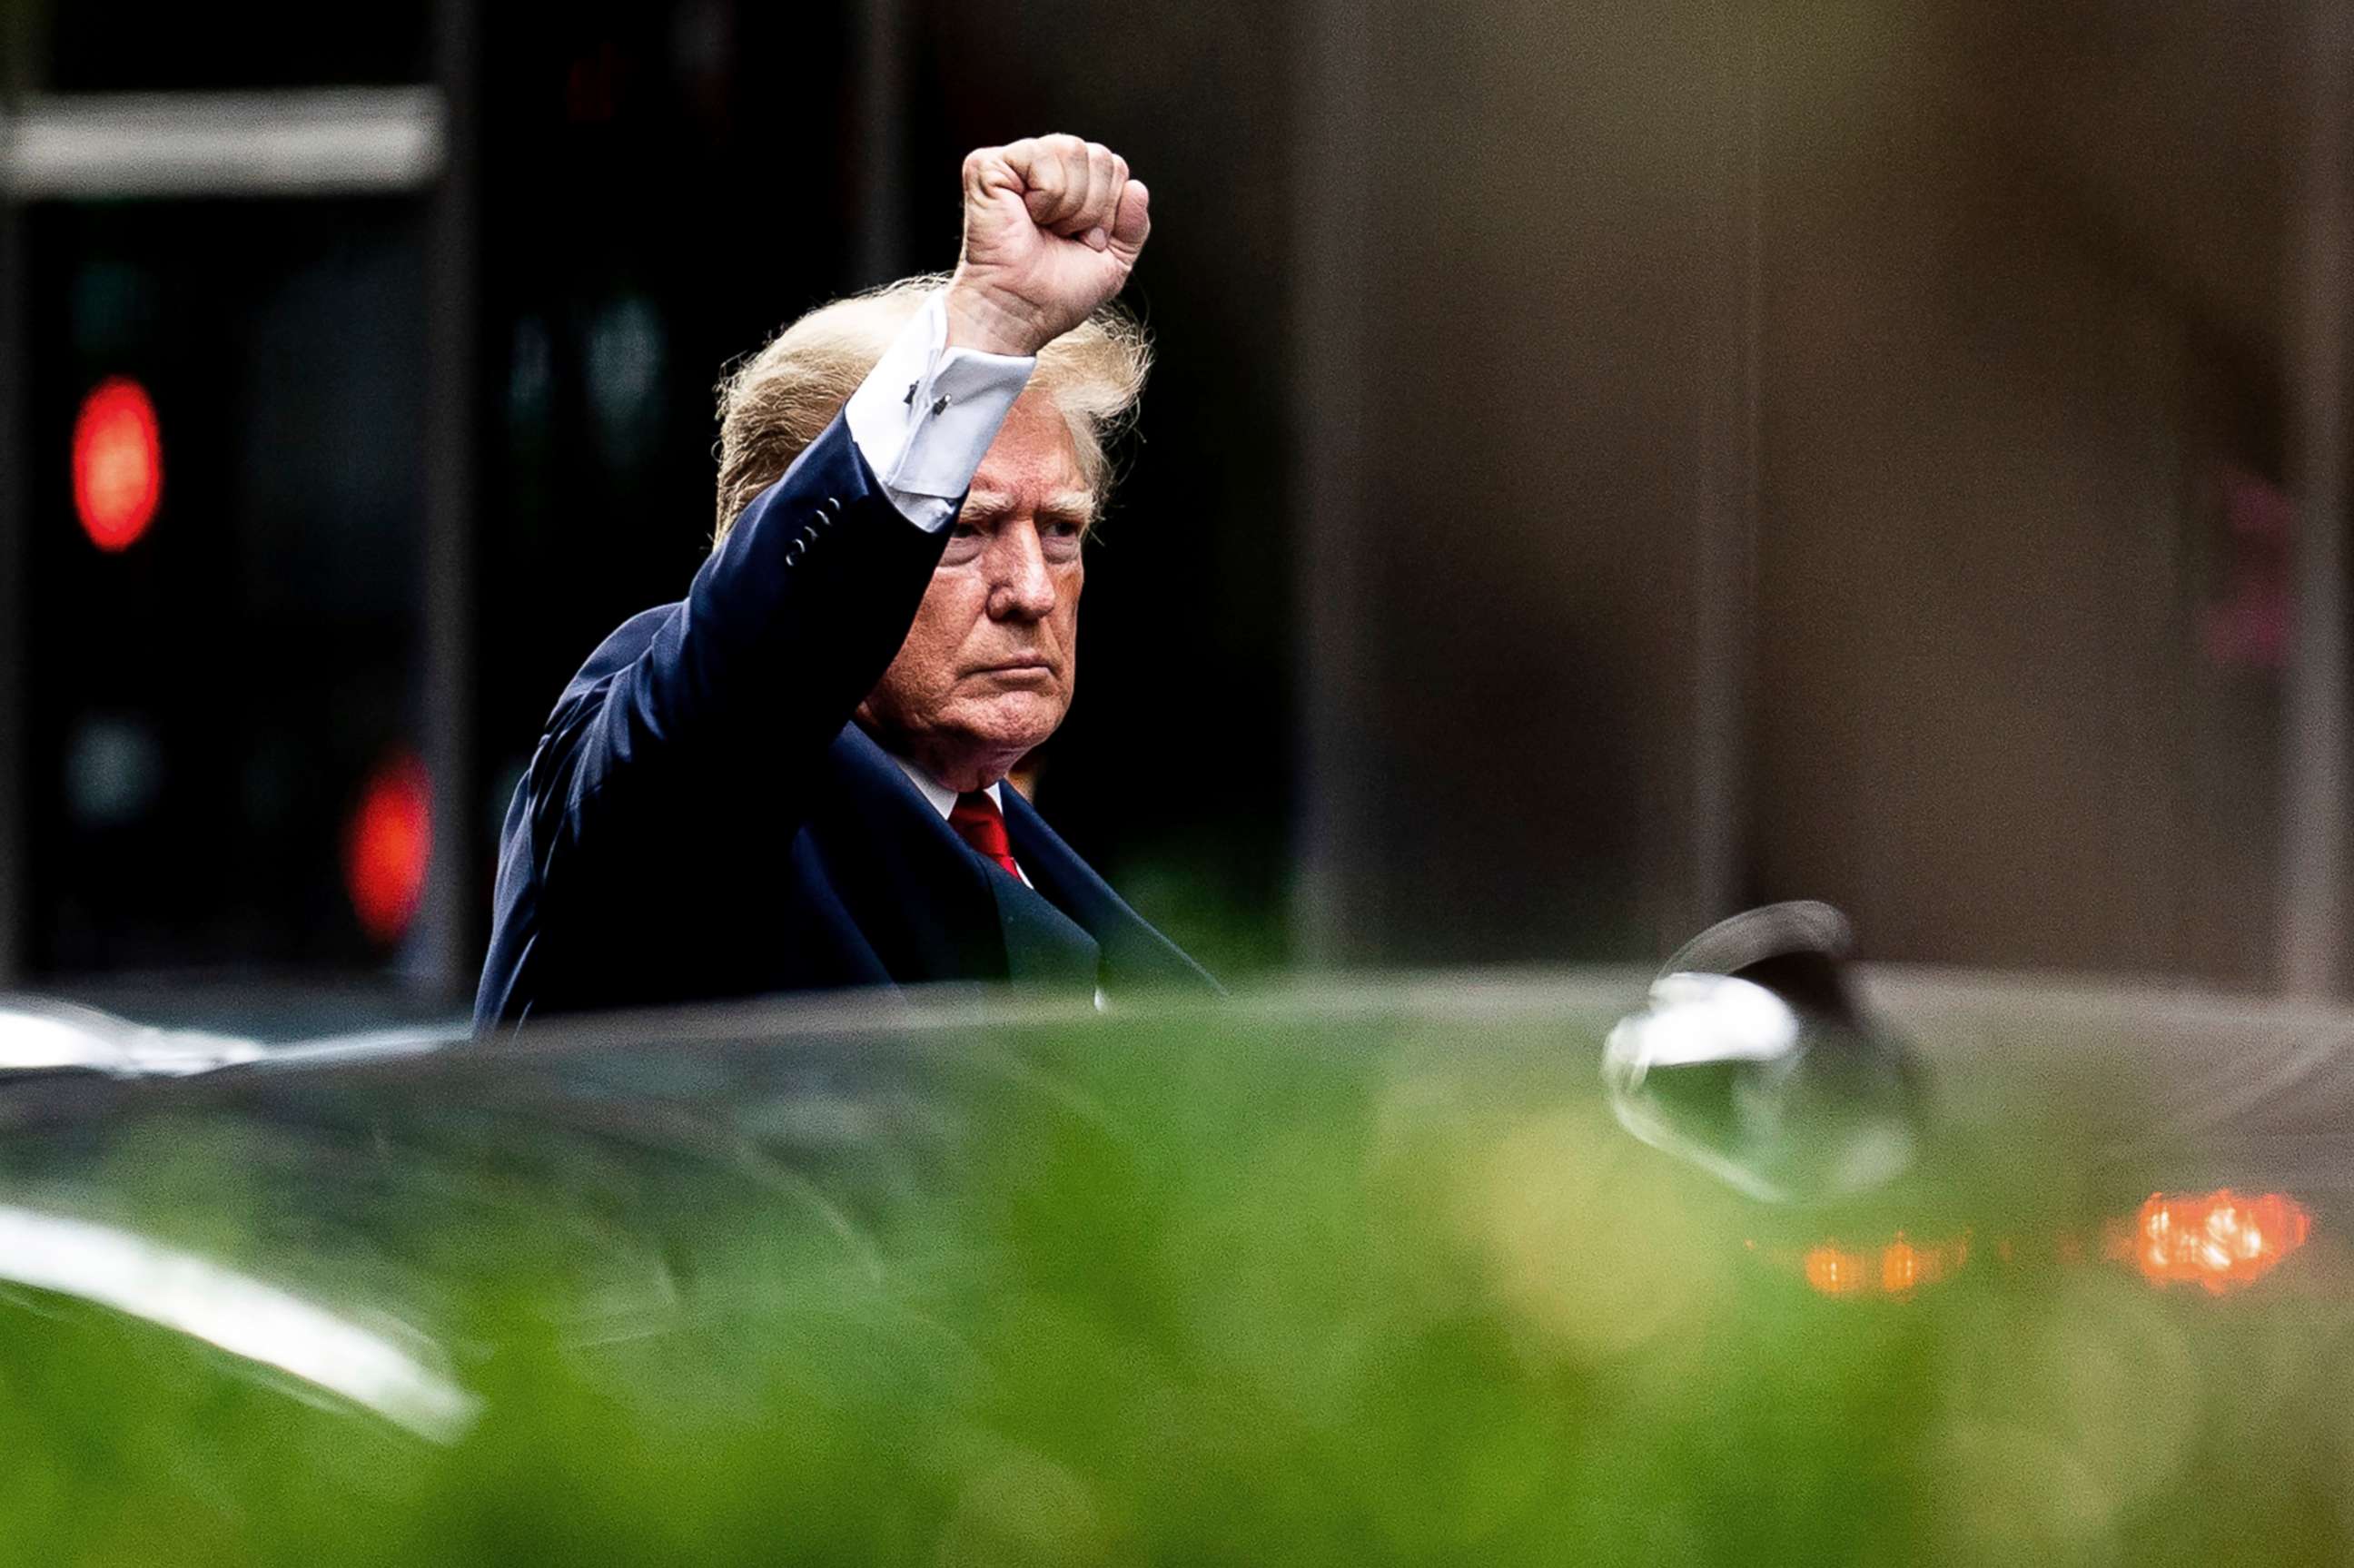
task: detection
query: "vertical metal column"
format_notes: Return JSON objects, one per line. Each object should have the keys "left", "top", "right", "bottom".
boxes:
{"left": 1686, "top": 0, "right": 1765, "bottom": 938}
{"left": 851, "top": 0, "right": 909, "bottom": 287}
{"left": 1291, "top": 0, "right": 1377, "bottom": 967}
{"left": 2280, "top": 0, "right": 2351, "bottom": 997}
{"left": 0, "top": 72, "right": 26, "bottom": 990}
{"left": 416, "top": 0, "right": 479, "bottom": 1001}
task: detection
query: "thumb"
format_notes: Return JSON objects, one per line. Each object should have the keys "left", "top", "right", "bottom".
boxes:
{"left": 1107, "top": 178, "right": 1152, "bottom": 262}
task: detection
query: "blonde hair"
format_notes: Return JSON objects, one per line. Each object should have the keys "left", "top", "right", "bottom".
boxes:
{"left": 711, "top": 272, "right": 1151, "bottom": 544}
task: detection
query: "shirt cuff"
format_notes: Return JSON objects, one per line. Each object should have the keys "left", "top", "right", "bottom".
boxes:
{"left": 842, "top": 291, "right": 1036, "bottom": 532}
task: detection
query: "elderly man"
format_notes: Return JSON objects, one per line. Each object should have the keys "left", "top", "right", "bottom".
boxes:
{"left": 474, "top": 135, "right": 1216, "bottom": 1029}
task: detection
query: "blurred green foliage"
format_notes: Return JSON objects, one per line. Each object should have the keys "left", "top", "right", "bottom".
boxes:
{"left": 0, "top": 1003, "right": 2349, "bottom": 1565}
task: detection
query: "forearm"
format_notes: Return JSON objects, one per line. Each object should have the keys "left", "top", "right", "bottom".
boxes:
{"left": 611, "top": 415, "right": 947, "bottom": 777}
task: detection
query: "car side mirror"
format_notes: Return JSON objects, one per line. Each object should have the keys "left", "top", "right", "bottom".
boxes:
{"left": 1603, "top": 902, "right": 1924, "bottom": 1202}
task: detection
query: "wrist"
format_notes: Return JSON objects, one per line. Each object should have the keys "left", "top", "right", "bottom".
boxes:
{"left": 942, "top": 278, "right": 1051, "bottom": 358}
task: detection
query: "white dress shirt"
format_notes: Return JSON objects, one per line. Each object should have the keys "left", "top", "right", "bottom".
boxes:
{"left": 842, "top": 291, "right": 1037, "bottom": 533}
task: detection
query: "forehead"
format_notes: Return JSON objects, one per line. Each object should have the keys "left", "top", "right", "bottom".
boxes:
{"left": 971, "top": 392, "right": 1086, "bottom": 502}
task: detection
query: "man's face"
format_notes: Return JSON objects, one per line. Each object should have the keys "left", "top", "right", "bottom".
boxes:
{"left": 857, "top": 392, "right": 1089, "bottom": 791}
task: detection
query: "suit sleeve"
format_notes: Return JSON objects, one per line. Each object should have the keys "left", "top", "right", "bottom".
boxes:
{"left": 525, "top": 417, "right": 948, "bottom": 914}
{"left": 596, "top": 417, "right": 941, "bottom": 774}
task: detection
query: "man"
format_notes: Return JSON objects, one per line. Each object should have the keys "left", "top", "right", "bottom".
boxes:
{"left": 474, "top": 135, "right": 1216, "bottom": 1029}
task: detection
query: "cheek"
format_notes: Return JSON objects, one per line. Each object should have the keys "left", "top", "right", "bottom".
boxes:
{"left": 903, "top": 585, "right": 985, "bottom": 680}
{"left": 864, "top": 650, "right": 924, "bottom": 725}
{"left": 870, "top": 610, "right": 960, "bottom": 720}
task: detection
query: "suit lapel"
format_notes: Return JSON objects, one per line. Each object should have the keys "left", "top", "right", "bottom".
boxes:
{"left": 811, "top": 726, "right": 1008, "bottom": 984}
{"left": 985, "top": 868, "right": 1102, "bottom": 993}
{"left": 1002, "top": 788, "right": 1222, "bottom": 995}
{"left": 814, "top": 724, "right": 1217, "bottom": 997}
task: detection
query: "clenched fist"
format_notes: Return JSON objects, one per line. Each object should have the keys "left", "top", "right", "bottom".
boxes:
{"left": 943, "top": 134, "right": 1151, "bottom": 359}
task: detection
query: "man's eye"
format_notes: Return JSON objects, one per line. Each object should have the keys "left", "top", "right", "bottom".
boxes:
{"left": 1045, "top": 520, "right": 1081, "bottom": 538}
{"left": 950, "top": 523, "right": 980, "bottom": 538}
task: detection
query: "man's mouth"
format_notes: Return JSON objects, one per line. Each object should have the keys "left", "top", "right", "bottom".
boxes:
{"left": 975, "top": 659, "right": 1055, "bottom": 679}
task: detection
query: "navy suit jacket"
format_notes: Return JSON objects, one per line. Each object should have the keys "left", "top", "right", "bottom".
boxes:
{"left": 474, "top": 412, "right": 1215, "bottom": 1031}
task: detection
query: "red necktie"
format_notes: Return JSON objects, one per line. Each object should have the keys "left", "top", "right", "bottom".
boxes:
{"left": 949, "top": 791, "right": 1024, "bottom": 881}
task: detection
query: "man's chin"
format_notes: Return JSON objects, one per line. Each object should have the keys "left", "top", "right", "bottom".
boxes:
{"left": 943, "top": 694, "right": 1066, "bottom": 760}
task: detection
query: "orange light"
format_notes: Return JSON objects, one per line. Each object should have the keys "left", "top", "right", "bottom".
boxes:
{"left": 1804, "top": 1245, "right": 1867, "bottom": 1297}
{"left": 2128, "top": 1190, "right": 2309, "bottom": 1295}
{"left": 72, "top": 377, "right": 163, "bottom": 552}
{"left": 344, "top": 754, "right": 431, "bottom": 945}
{"left": 1795, "top": 1232, "right": 1968, "bottom": 1298}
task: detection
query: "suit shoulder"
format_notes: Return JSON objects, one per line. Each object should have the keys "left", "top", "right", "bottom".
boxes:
{"left": 530, "top": 604, "right": 681, "bottom": 774}
{"left": 565, "top": 605, "right": 680, "bottom": 699}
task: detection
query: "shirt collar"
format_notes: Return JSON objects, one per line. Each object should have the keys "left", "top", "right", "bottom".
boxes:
{"left": 886, "top": 753, "right": 1003, "bottom": 820}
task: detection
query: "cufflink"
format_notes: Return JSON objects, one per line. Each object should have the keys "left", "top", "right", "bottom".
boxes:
{"left": 930, "top": 394, "right": 953, "bottom": 417}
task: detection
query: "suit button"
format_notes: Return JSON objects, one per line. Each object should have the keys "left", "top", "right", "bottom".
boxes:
{"left": 785, "top": 541, "right": 805, "bottom": 566}
{"left": 820, "top": 496, "right": 842, "bottom": 518}
{"left": 799, "top": 525, "right": 819, "bottom": 546}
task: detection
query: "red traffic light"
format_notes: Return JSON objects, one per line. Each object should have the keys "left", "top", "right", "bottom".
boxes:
{"left": 71, "top": 377, "right": 163, "bottom": 553}
{"left": 344, "top": 754, "right": 432, "bottom": 946}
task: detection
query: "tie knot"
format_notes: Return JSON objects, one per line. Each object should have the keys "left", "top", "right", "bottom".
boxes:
{"left": 949, "top": 791, "right": 1022, "bottom": 879}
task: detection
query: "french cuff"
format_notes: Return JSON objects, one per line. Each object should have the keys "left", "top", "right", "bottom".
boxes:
{"left": 842, "top": 291, "right": 1036, "bottom": 532}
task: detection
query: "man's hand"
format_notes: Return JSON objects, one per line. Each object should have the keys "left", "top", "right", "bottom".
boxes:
{"left": 944, "top": 135, "right": 1150, "bottom": 359}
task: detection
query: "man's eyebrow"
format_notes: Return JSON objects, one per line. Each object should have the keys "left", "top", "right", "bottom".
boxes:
{"left": 958, "top": 489, "right": 1099, "bottom": 525}
{"left": 1041, "top": 489, "right": 1098, "bottom": 525}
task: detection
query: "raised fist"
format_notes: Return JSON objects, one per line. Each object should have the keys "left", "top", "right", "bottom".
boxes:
{"left": 943, "top": 134, "right": 1151, "bottom": 359}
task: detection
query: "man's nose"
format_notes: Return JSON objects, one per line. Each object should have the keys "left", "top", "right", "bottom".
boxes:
{"left": 984, "top": 523, "right": 1057, "bottom": 622}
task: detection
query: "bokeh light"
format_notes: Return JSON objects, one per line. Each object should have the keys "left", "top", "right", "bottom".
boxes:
{"left": 71, "top": 377, "right": 163, "bottom": 552}
{"left": 1790, "top": 1232, "right": 1968, "bottom": 1298}
{"left": 2127, "top": 1190, "right": 2309, "bottom": 1295}
{"left": 343, "top": 754, "right": 431, "bottom": 945}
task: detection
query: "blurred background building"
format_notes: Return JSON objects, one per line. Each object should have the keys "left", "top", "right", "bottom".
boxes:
{"left": 0, "top": 0, "right": 2347, "bottom": 1021}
